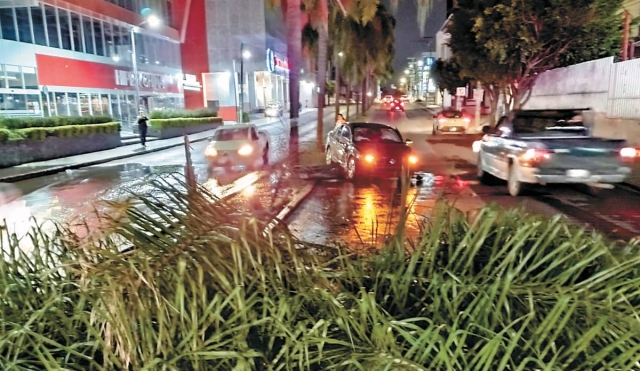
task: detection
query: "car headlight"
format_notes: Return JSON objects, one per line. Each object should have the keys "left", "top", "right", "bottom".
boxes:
{"left": 238, "top": 144, "right": 253, "bottom": 156}
{"left": 205, "top": 147, "right": 217, "bottom": 157}
{"left": 408, "top": 155, "right": 418, "bottom": 164}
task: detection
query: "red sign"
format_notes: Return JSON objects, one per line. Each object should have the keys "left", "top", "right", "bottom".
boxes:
{"left": 274, "top": 56, "right": 289, "bottom": 70}
{"left": 35, "top": 54, "right": 180, "bottom": 93}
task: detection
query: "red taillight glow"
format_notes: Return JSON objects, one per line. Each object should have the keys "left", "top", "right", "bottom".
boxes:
{"left": 620, "top": 147, "right": 637, "bottom": 158}
{"left": 364, "top": 154, "right": 375, "bottom": 163}
{"left": 520, "top": 148, "right": 552, "bottom": 166}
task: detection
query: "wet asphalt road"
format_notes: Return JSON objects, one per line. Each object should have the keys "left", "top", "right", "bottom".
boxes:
{"left": 0, "top": 108, "right": 336, "bottom": 243}
{"left": 286, "top": 104, "right": 640, "bottom": 247}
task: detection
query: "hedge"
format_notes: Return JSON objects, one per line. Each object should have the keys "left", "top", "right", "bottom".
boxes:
{"left": 0, "top": 128, "right": 9, "bottom": 143}
{"left": 0, "top": 115, "right": 113, "bottom": 130}
{"left": 7, "top": 123, "right": 120, "bottom": 142}
{"left": 149, "top": 109, "right": 218, "bottom": 119}
{"left": 149, "top": 117, "right": 223, "bottom": 130}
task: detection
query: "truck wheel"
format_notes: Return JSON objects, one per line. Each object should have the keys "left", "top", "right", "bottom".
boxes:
{"left": 507, "top": 163, "right": 524, "bottom": 196}
{"left": 477, "top": 154, "right": 495, "bottom": 185}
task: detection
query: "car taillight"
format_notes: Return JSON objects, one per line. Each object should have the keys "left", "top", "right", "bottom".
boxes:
{"left": 520, "top": 148, "right": 552, "bottom": 167}
{"left": 620, "top": 147, "right": 637, "bottom": 159}
{"left": 620, "top": 147, "right": 638, "bottom": 163}
{"left": 438, "top": 118, "right": 447, "bottom": 123}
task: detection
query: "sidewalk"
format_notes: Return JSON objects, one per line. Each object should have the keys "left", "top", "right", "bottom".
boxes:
{"left": 0, "top": 107, "right": 331, "bottom": 183}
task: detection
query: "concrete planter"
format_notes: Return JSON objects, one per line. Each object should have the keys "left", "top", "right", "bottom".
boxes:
{"left": 0, "top": 133, "right": 121, "bottom": 168}
{"left": 134, "top": 122, "right": 222, "bottom": 139}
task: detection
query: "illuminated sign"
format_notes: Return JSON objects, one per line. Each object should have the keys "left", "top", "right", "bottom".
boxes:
{"left": 424, "top": 57, "right": 435, "bottom": 67}
{"left": 266, "top": 48, "right": 289, "bottom": 76}
{"left": 114, "top": 70, "right": 171, "bottom": 90}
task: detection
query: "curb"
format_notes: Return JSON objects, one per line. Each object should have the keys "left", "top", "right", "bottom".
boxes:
{"left": 0, "top": 136, "right": 211, "bottom": 183}
{"left": 265, "top": 180, "right": 317, "bottom": 233}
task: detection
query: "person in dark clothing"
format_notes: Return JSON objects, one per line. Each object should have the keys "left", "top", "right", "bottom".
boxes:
{"left": 137, "top": 113, "right": 148, "bottom": 146}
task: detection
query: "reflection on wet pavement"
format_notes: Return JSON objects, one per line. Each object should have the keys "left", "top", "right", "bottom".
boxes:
{"left": 286, "top": 175, "right": 474, "bottom": 250}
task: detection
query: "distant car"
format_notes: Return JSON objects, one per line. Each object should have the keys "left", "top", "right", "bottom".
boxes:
{"left": 389, "top": 98, "right": 404, "bottom": 112}
{"left": 204, "top": 124, "right": 270, "bottom": 174}
{"left": 433, "top": 109, "right": 471, "bottom": 134}
{"left": 325, "top": 122, "right": 419, "bottom": 180}
{"left": 382, "top": 95, "right": 394, "bottom": 105}
{"left": 264, "top": 102, "right": 283, "bottom": 117}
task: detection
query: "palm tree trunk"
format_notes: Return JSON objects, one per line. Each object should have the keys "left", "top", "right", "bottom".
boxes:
{"left": 361, "top": 78, "right": 366, "bottom": 114}
{"left": 286, "top": 0, "right": 302, "bottom": 163}
{"left": 315, "top": 0, "right": 329, "bottom": 151}
{"left": 334, "top": 60, "right": 340, "bottom": 122}
{"left": 346, "top": 82, "right": 351, "bottom": 120}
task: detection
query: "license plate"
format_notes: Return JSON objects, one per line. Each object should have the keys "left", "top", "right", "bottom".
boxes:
{"left": 567, "top": 169, "right": 590, "bottom": 178}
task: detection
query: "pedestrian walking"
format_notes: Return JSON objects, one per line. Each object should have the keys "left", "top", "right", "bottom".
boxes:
{"left": 335, "top": 113, "right": 347, "bottom": 127}
{"left": 137, "top": 113, "right": 149, "bottom": 146}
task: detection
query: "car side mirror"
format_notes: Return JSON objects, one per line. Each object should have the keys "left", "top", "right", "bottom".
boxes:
{"left": 405, "top": 139, "right": 413, "bottom": 145}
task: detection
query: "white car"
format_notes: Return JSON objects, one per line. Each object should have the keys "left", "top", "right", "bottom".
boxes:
{"left": 204, "top": 124, "right": 270, "bottom": 173}
{"left": 433, "top": 109, "right": 471, "bottom": 135}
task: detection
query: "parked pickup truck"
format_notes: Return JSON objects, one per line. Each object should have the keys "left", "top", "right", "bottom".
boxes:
{"left": 474, "top": 109, "right": 638, "bottom": 196}
{"left": 204, "top": 124, "right": 270, "bottom": 174}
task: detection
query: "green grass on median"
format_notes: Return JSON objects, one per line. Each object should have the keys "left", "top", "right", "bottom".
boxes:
{"left": 1, "top": 174, "right": 640, "bottom": 370}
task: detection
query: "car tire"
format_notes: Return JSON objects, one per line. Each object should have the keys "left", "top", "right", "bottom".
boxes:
{"left": 507, "top": 163, "right": 524, "bottom": 196}
{"left": 345, "top": 156, "right": 357, "bottom": 180}
{"left": 477, "top": 153, "right": 495, "bottom": 185}
{"left": 325, "top": 146, "right": 333, "bottom": 165}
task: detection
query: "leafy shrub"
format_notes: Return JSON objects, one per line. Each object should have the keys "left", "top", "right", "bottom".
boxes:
{"left": 12, "top": 123, "right": 120, "bottom": 141}
{"left": 0, "top": 115, "right": 113, "bottom": 130}
{"left": 1, "top": 176, "right": 639, "bottom": 370}
{"left": 149, "top": 109, "right": 218, "bottom": 119}
{"left": 150, "top": 117, "right": 223, "bottom": 130}
{"left": 242, "top": 111, "right": 250, "bottom": 123}
{"left": 0, "top": 128, "right": 9, "bottom": 143}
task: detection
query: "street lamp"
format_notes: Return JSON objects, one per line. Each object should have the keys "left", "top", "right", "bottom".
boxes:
{"left": 400, "top": 77, "right": 407, "bottom": 84}
{"left": 404, "top": 69, "right": 410, "bottom": 75}
{"left": 124, "top": 15, "right": 162, "bottom": 117}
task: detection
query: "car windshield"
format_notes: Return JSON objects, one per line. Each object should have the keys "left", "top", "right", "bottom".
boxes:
{"left": 353, "top": 127, "right": 402, "bottom": 143}
{"left": 441, "top": 110, "right": 465, "bottom": 118}
{"left": 213, "top": 128, "right": 249, "bottom": 141}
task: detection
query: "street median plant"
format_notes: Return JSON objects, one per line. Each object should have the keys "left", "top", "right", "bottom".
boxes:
{"left": 9, "top": 122, "right": 120, "bottom": 141}
{"left": 150, "top": 116, "right": 223, "bottom": 130}
{"left": 149, "top": 108, "right": 218, "bottom": 119}
{"left": 0, "top": 115, "right": 113, "bottom": 130}
{"left": 1, "top": 175, "right": 640, "bottom": 370}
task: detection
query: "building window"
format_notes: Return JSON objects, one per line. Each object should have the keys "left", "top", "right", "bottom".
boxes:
{"left": 23, "top": 67, "right": 38, "bottom": 89}
{"left": 94, "top": 20, "right": 105, "bottom": 56}
{"left": 26, "top": 94, "right": 41, "bottom": 114}
{"left": 134, "top": 33, "right": 147, "bottom": 64}
{"left": 6, "top": 65, "right": 23, "bottom": 89}
{"left": 30, "top": 5, "right": 47, "bottom": 46}
{"left": 110, "top": 94, "right": 120, "bottom": 120}
{"left": 0, "top": 7, "right": 18, "bottom": 41}
{"left": 70, "top": 13, "right": 82, "bottom": 52}
{"left": 82, "top": 16, "right": 95, "bottom": 54}
{"left": 103, "top": 22, "right": 113, "bottom": 57}
{"left": 44, "top": 6, "right": 60, "bottom": 48}
{"left": 100, "top": 94, "right": 110, "bottom": 115}
{"left": 55, "top": 92, "right": 68, "bottom": 115}
{"left": 15, "top": 7, "right": 33, "bottom": 43}
{"left": 58, "top": 9, "right": 72, "bottom": 50}
{"left": 68, "top": 92, "right": 79, "bottom": 115}
{"left": 8, "top": 94, "right": 27, "bottom": 111}
{"left": 80, "top": 93, "right": 90, "bottom": 116}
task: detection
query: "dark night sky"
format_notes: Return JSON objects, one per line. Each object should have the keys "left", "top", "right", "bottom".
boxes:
{"left": 382, "top": 0, "right": 447, "bottom": 84}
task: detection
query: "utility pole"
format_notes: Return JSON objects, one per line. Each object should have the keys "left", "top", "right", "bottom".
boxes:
{"left": 240, "top": 42, "right": 245, "bottom": 121}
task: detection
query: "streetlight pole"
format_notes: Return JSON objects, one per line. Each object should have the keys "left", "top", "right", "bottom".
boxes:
{"left": 240, "top": 42, "right": 245, "bottom": 122}
{"left": 130, "top": 27, "right": 140, "bottom": 116}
